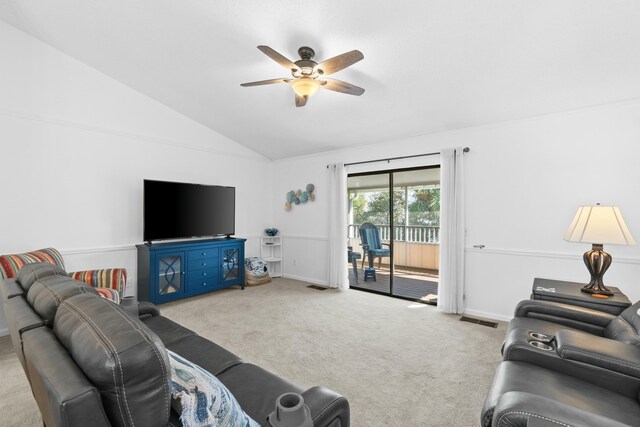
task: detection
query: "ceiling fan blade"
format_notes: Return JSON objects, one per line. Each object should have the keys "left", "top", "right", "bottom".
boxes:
{"left": 240, "top": 78, "right": 290, "bottom": 87}
{"left": 321, "top": 78, "right": 365, "bottom": 96}
{"left": 316, "top": 50, "right": 364, "bottom": 75}
{"left": 257, "top": 46, "right": 300, "bottom": 72}
{"left": 295, "top": 94, "right": 308, "bottom": 107}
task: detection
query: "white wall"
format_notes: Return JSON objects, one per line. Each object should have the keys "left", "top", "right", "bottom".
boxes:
{"left": 0, "top": 21, "right": 274, "bottom": 335}
{"left": 272, "top": 101, "right": 640, "bottom": 320}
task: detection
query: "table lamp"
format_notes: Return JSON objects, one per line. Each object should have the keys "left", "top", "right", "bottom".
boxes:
{"left": 563, "top": 204, "right": 636, "bottom": 295}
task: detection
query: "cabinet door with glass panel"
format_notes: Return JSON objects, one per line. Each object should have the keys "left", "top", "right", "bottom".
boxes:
{"left": 220, "top": 243, "right": 244, "bottom": 288}
{"left": 154, "top": 250, "right": 186, "bottom": 302}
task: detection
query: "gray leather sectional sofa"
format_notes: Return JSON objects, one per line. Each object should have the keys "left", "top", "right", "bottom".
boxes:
{"left": 2, "top": 262, "right": 350, "bottom": 427}
{"left": 482, "top": 298, "right": 640, "bottom": 426}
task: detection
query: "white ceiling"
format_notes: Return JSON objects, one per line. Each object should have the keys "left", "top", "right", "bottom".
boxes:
{"left": 2, "top": 1, "right": 640, "bottom": 160}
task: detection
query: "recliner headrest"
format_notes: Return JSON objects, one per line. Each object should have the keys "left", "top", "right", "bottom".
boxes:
{"left": 27, "top": 275, "right": 98, "bottom": 326}
{"left": 17, "top": 262, "right": 68, "bottom": 292}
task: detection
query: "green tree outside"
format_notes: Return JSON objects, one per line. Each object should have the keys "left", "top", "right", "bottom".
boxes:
{"left": 350, "top": 186, "right": 440, "bottom": 227}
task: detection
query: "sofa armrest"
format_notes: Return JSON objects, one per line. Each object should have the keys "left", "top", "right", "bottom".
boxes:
{"left": 1, "top": 278, "right": 25, "bottom": 301}
{"left": 514, "top": 300, "right": 615, "bottom": 333}
{"left": 138, "top": 301, "right": 161, "bottom": 318}
{"left": 302, "top": 386, "right": 350, "bottom": 427}
{"left": 23, "top": 328, "right": 111, "bottom": 427}
{"left": 69, "top": 268, "right": 127, "bottom": 294}
{"left": 555, "top": 329, "right": 640, "bottom": 378}
{"left": 493, "top": 391, "right": 630, "bottom": 427}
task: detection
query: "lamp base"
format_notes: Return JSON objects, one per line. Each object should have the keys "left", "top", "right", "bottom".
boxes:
{"left": 580, "top": 243, "right": 614, "bottom": 296}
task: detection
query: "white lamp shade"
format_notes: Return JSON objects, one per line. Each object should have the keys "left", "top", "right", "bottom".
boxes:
{"left": 564, "top": 205, "right": 636, "bottom": 245}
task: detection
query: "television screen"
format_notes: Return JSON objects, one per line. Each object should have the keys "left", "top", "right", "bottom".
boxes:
{"left": 144, "top": 180, "right": 235, "bottom": 241}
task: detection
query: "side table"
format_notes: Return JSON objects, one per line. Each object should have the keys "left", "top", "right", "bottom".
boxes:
{"left": 531, "top": 278, "right": 631, "bottom": 316}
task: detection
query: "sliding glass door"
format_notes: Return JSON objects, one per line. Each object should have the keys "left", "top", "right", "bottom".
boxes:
{"left": 347, "top": 166, "right": 440, "bottom": 302}
{"left": 347, "top": 172, "right": 393, "bottom": 294}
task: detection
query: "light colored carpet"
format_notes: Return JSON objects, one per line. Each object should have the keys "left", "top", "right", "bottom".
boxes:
{"left": 0, "top": 277, "right": 506, "bottom": 426}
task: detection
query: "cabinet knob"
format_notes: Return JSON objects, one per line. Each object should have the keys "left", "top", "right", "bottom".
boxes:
{"left": 203, "top": 282, "right": 207, "bottom": 286}
{"left": 203, "top": 273, "right": 207, "bottom": 276}
{"left": 202, "top": 262, "right": 207, "bottom": 266}
{"left": 181, "top": 271, "right": 185, "bottom": 275}
{"left": 202, "top": 253, "right": 207, "bottom": 256}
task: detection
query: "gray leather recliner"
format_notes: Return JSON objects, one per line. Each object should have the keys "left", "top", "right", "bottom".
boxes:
{"left": 481, "top": 299, "right": 640, "bottom": 427}
{"left": 508, "top": 299, "right": 640, "bottom": 343}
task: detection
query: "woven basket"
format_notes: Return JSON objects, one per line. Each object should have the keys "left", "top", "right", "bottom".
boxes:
{"left": 245, "top": 270, "right": 271, "bottom": 287}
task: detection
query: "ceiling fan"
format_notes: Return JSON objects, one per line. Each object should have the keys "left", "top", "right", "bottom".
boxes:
{"left": 240, "top": 45, "right": 365, "bottom": 107}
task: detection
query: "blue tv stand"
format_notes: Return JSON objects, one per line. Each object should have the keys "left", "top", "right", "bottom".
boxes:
{"left": 136, "top": 237, "right": 246, "bottom": 304}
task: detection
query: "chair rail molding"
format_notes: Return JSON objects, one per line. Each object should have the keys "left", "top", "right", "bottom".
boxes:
{"left": 281, "top": 234, "right": 329, "bottom": 241}
{"left": 58, "top": 235, "right": 262, "bottom": 257}
{"left": 465, "top": 246, "right": 640, "bottom": 265}
{"left": 60, "top": 244, "right": 137, "bottom": 256}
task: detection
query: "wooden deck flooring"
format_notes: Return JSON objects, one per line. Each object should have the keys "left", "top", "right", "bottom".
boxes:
{"left": 348, "top": 266, "right": 439, "bottom": 301}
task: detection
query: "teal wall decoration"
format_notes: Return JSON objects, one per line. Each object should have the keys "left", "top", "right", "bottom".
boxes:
{"left": 285, "top": 183, "right": 315, "bottom": 211}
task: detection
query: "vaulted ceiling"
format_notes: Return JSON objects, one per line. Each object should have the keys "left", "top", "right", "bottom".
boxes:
{"left": 2, "top": 1, "right": 640, "bottom": 160}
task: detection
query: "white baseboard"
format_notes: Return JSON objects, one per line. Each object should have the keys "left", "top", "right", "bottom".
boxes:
{"left": 281, "top": 275, "right": 514, "bottom": 321}
{"left": 282, "top": 273, "right": 330, "bottom": 287}
{"left": 463, "top": 308, "right": 512, "bottom": 323}
{"left": 0, "top": 328, "right": 8, "bottom": 337}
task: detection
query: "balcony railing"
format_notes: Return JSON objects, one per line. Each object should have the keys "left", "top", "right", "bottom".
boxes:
{"left": 348, "top": 224, "right": 440, "bottom": 244}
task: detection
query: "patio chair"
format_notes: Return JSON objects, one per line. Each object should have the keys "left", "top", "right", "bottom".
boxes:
{"left": 359, "top": 222, "right": 391, "bottom": 269}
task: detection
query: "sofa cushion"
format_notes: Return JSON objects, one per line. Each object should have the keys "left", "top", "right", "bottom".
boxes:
{"left": 217, "top": 363, "right": 304, "bottom": 424}
{"left": 27, "top": 275, "right": 98, "bottom": 326}
{"left": 54, "top": 293, "right": 172, "bottom": 427}
{"left": 167, "top": 349, "right": 259, "bottom": 427}
{"left": 17, "top": 262, "right": 68, "bottom": 292}
{"left": 165, "top": 335, "right": 244, "bottom": 376}
{"left": 141, "top": 315, "right": 197, "bottom": 346}
{"left": 0, "top": 248, "right": 65, "bottom": 279}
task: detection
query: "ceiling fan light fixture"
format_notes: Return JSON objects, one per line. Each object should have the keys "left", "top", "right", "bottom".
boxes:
{"left": 290, "top": 77, "right": 321, "bottom": 98}
{"left": 241, "top": 46, "right": 365, "bottom": 107}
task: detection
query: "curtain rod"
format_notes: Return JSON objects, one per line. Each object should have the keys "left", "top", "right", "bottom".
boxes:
{"left": 326, "top": 147, "right": 469, "bottom": 168}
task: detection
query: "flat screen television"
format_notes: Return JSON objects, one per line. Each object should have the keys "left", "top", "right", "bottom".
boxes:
{"left": 143, "top": 179, "right": 235, "bottom": 242}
